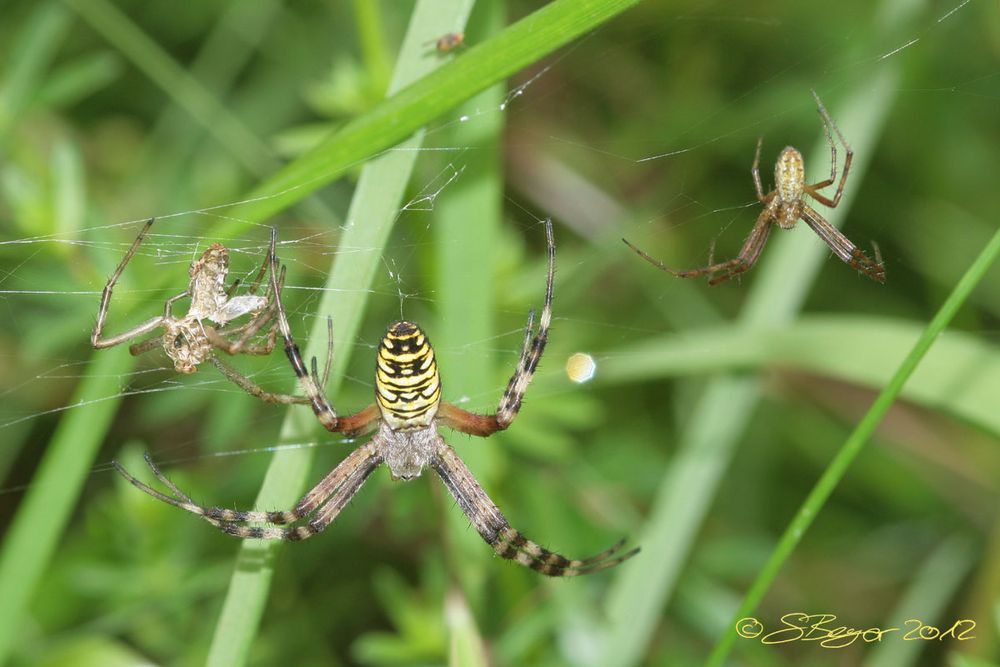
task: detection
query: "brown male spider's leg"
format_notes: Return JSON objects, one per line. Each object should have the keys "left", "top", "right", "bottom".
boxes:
{"left": 438, "top": 219, "right": 555, "bottom": 437}
{"left": 267, "top": 228, "right": 381, "bottom": 435}
{"left": 431, "top": 441, "right": 638, "bottom": 576}
{"left": 621, "top": 238, "right": 686, "bottom": 275}
{"left": 92, "top": 218, "right": 168, "bottom": 349}
{"left": 705, "top": 210, "right": 774, "bottom": 286}
{"left": 801, "top": 206, "right": 885, "bottom": 283}
{"left": 808, "top": 90, "right": 853, "bottom": 206}
{"left": 114, "top": 442, "right": 382, "bottom": 539}
{"left": 623, "top": 201, "right": 776, "bottom": 286}
{"left": 751, "top": 137, "right": 767, "bottom": 201}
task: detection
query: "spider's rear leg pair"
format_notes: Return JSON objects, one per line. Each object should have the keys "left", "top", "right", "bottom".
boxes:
{"left": 113, "top": 442, "right": 379, "bottom": 542}
{"left": 623, "top": 91, "right": 885, "bottom": 285}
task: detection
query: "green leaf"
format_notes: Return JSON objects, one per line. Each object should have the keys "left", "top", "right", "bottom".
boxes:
{"left": 707, "top": 222, "right": 1000, "bottom": 666}
{"left": 215, "top": 0, "right": 644, "bottom": 232}
{"left": 599, "top": 2, "right": 924, "bottom": 660}
{"left": 0, "top": 350, "right": 133, "bottom": 664}
{"left": 599, "top": 315, "right": 1000, "bottom": 439}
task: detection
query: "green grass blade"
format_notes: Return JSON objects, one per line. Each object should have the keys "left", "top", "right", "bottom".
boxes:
{"left": 65, "top": 0, "right": 276, "bottom": 172}
{"left": 204, "top": 2, "right": 475, "bottom": 664}
{"left": 0, "top": 351, "right": 133, "bottom": 665}
{"left": 862, "top": 536, "right": 976, "bottom": 667}
{"left": 446, "top": 590, "right": 490, "bottom": 667}
{"left": 0, "top": 2, "right": 70, "bottom": 144}
{"left": 146, "top": 1, "right": 283, "bottom": 159}
{"left": 219, "top": 0, "right": 643, "bottom": 231}
{"left": 600, "top": 21, "right": 915, "bottom": 667}
{"left": 352, "top": 0, "right": 392, "bottom": 94}
{"left": 433, "top": 0, "right": 507, "bottom": 602}
{"left": 599, "top": 314, "right": 1000, "bottom": 439}
{"left": 706, "top": 222, "right": 1000, "bottom": 667}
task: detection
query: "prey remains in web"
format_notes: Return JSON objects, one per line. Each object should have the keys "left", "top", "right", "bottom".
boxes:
{"left": 624, "top": 91, "right": 885, "bottom": 285}
{"left": 92, "top": 218, "right": 331, "bottom": 404}
{"left": 115, "top": 220, "right": 638, "bottom": 577}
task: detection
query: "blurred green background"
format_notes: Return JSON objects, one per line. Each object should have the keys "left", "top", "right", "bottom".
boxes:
{"left": 1, "top": 0, "right": 999, "bottom": 665}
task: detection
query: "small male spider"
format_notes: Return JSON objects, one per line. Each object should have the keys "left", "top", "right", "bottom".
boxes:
{"left": 115, "top": 220, "right": 639, "bottom": 577}
{"left": 426, "top": 32, "right": 465, "bottom": 53}
{"left": 623, "top": 91, "right": 885, "bottom": 285}
{"left": 93, "top": 218, "right": 329, "bottom": 404}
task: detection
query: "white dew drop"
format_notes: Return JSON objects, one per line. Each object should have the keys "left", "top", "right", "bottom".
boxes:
{"left": 566, "top": 352, "right": 597, "bottom": 384}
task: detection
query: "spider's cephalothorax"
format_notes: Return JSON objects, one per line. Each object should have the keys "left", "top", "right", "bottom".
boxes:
{"left": 93, "top": 218, "right": 331, "bottom": 402}
{"left": 624, "top": 91, "right": 885, "bottom": 285}
{"left": 116, "top": 219, "right": 639, "bottom": 577}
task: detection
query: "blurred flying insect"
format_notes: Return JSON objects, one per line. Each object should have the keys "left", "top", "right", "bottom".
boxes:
{"left": 426, "top": 31, "right": 465, "bottom": 53}
{"left": 116, "top": 220, "right": 639, "bottom": 577}
{"left": 624, "top": 91, "right": 885, "bottom": 285}
{"left": 92, "top": 218, "right": 330, "bottom": 403}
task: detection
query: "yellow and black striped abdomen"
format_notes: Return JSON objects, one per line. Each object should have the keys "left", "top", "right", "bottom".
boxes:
{"left": 375, "top": 321, "right": 441, "bottom": 430}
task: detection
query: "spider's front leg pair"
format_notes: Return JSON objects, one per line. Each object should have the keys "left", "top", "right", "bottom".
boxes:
{"left": 265, "top": 221, "right": 557, "bottom": 442}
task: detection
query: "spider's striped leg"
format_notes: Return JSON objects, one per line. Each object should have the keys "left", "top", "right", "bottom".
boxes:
{"left": 801, "top": 205, "right": 885, "bottom": 283}
{"left": 115, "top": 442, "right": 380, "bottom": 536}
{"left": 212, "top": 443, "right": 382, "bottom": 541}
{"left": 496, "top": 218, "right": 555, "bottom": 428}
{"left": 132, "top": 454, "right": 236, "bottom": 532}
{"left": 266, "top": 228, "right": 380, "bottom": 436}
{"left": 432, "top": 441, "right": 638, "bottom": 577}
{"left": 438, "top": 219, "right": 555, "bottom": 437}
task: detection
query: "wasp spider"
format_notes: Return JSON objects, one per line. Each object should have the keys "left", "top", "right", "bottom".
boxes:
{"left": 624, "top": 91, "right": 885, "bottom": 285}
{"left": 93, "top": 218, "right": 330, "bottom": 404}
{"left": 116, "top": 220, "right": 638, "bottom": 577}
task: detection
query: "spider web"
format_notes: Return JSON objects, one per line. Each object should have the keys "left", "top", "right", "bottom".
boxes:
{"left": 0, "top": 0, "right": 991, "bottom": 502}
